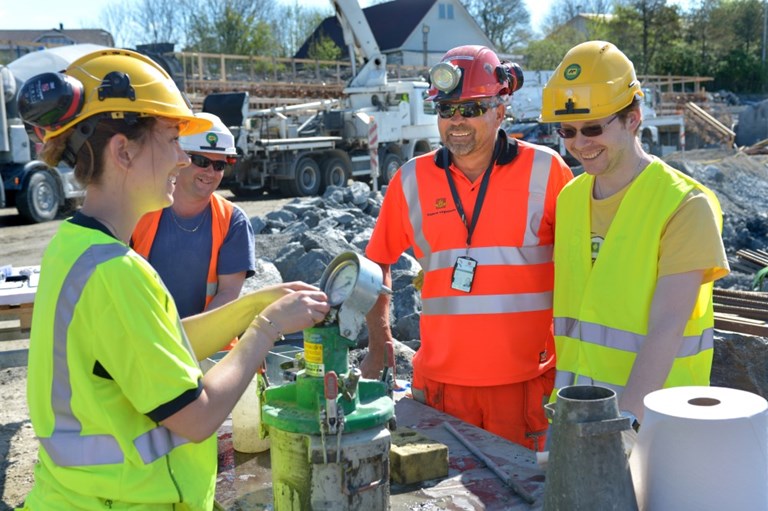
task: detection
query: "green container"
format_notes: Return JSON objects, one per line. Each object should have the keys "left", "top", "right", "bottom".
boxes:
{"left": 262, "top": 324, "right": 394, "bottom": 435}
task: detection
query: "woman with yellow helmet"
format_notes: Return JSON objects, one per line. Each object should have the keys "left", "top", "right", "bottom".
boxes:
{"left": 16, "top": 48, "right": 329, "bottom": 510}
{"left": 541, "top": 41, "right": 728, "bottom": 434}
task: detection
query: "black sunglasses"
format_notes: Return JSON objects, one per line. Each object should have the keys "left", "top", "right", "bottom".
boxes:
{"left": 557, "top": 115, "right": 619, "bottom": 139}
{"left": 187, "top": 153, "right": 233, "bottom": 171}
{"left": 436, "top": 100, "right": 498, "bottom": 119}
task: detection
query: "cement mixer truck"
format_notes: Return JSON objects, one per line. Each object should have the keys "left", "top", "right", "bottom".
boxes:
{"left": 0, "top": 45, "right": 105, "bottom": 223}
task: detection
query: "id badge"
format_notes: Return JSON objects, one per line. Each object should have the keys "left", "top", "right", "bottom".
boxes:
{"left": 451, "top": 256, "right": 477, "bottom": 293}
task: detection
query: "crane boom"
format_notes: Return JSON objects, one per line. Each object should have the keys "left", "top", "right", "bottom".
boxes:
{"left": 331, "top": 0, "right": 387, "bottom": 88}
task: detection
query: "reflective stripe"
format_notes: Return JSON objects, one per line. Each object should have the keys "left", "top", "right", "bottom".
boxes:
{"left": 44, "top": 243, "right": 188, "bottom": 467}
{"left": 134, "top": 426, "right": 190, "bottom": 465}
{"left": 401, "top": 159, "right": 431, "bottom": 261}
{"left": 423, "top": 291, "right": 552, "bottom": 316}
{"left": 401, "top": 150, "right": 554, "bottom": 271}
{"left": 554, "top": 370, "right": 625, "bottom": 396}
{"left": 554, "top": 316, "right": 714, "bottom": 356}
{"left": 423, "top": 245, "right": 552, "bottom": 272}
{"left": 523, "top": 149, "right": 553, "bottom": 246}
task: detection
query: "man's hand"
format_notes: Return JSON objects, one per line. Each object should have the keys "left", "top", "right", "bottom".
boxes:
{"left": 359, "top": 340, "right": 392, "bottom": 379}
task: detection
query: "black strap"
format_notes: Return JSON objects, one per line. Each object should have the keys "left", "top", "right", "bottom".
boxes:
{"left": 442, "top": 145, "right": 498, "bottom": 247}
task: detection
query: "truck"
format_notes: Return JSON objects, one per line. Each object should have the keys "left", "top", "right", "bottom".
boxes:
{"left": 504, "top": 70, "right": 686, "bottom": 164}
{"left": 206, "top": 0, "right": 441, "bottom": 197}
{"left": 0, "top": 45, "right": 103, "bottom": 223}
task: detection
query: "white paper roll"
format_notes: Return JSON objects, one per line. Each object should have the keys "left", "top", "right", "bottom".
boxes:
{"left": 630, "top": 386, "right": 768, "bottom": 511}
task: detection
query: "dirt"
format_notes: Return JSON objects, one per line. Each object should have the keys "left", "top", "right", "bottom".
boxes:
{"left": 0, "top": 189, "right": 292, "bottom": 510}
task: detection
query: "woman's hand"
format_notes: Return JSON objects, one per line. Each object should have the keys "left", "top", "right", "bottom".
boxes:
{"left": 259, "top": 288, "right": 330, "bottom": 336}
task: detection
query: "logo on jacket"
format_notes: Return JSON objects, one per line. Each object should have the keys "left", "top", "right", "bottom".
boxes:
{"left": 435, "top": 198, "right": 447, "bottom": 209}
{"left": 591, "top": 233, "right": 604, "bottom": 262}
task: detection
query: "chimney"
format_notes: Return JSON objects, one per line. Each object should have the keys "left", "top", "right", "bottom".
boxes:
{"left": 59, "top": 23, "right": 63, "bottom": 31}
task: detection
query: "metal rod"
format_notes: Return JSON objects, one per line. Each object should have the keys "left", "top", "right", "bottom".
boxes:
{"left": 443, "top": 422, "right": 536, "bottom": 505}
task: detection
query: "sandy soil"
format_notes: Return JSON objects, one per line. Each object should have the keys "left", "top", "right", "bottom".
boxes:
{"left": 0, "top": 189, "right": 291, "bottom": 510}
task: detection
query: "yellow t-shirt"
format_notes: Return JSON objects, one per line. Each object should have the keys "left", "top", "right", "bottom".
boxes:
{"left": 590, "top": 178, "right": 728, "bottom": 284}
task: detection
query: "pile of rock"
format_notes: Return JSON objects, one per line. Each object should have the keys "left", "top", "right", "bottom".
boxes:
{"left": 241, "top": 181, "right": 420, "bottom": 379}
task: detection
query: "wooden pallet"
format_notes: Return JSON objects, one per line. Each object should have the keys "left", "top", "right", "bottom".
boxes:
{"left": 0, "top": 304, "right": 32, "bottom": 341}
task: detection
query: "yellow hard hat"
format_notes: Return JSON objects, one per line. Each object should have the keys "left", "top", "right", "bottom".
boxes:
{"left": 540, "top": 41, "right": 644, "bottom": 123}
{"left": 18, "top": 48, "right": 210, "bottom": 141}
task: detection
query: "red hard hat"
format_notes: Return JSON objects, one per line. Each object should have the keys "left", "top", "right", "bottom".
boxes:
{"left": 426, "top": 45, "right": 522, "bottom": 102}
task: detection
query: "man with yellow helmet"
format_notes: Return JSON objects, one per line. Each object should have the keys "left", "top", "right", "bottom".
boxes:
{"left": 16, "top": 48, "right": 329, "bottom": 509}
{"left": 541, "top": 41, "right": 729, "bottom": 429}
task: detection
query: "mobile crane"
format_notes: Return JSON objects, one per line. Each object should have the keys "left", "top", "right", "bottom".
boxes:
{"left": 208, "top": 0, "right": 441, "bottom": 197}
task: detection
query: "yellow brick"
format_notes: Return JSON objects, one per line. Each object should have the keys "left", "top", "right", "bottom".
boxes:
{"left": 389, "top": 428, "right": 449, "bottom": 485}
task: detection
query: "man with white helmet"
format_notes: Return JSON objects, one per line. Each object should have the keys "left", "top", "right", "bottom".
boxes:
{"left": 132, "top": 112, "right": 255, "bottom": 320}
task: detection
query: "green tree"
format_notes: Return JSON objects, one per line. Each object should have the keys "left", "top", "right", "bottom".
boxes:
{"left": 274, "top": 1, "right": 331, "bottom": 56}
{"left": 461, "top": 0, "right": 532, "bottom": 52}
{"left": 540, "top": 0, "right": 614, "bottom": 36}
{"left": 524, "top": 26, "right": 586, "bottom": 69}
{"left": 307, "top": 32, "right": 342, "bottom": 61}
{"left": 607, "top": 1, "right": 682, "bottom": 75}
{"left": 184, "top": 0, "right": 279, "bottom": 55}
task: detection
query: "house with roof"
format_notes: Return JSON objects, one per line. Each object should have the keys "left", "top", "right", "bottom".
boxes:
{"left": 563, "top": 13, "right": 615, "bottom": 37}
{"left": 294, "top": 0, "right": 495, "bottom": 68}
{"left": 0, "top": 27, "right": 114, "bottom": 65}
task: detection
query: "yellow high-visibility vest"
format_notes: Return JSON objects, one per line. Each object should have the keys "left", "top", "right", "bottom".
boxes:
{"left": 552, "top": 160, "right": 721, "bottom": 398}
{"left": 25, "top": 220, "right": 216, "bottom": 510}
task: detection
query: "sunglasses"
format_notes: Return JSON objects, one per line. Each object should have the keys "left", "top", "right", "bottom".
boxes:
{"left": 187, "top": 153, "right": 234, "bottom": 171}
{"left": 556, "top": 115, "right": 619, "bottom": 139}
{"left": 436, "top": 101, "right": 498, "bottom": 119}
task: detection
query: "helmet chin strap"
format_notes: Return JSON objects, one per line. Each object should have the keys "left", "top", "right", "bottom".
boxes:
{"left": 62, "top": 116, "right": 100, "bottom": 168}
{"left": 61, "top": 113, "right": 140, "bottom": 167}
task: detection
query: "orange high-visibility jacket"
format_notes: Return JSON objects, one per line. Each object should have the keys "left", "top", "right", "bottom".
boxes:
{"left": 366, "top": 134, "right": 573, "bottom": 386}
{"left": 132, "top": 193, "right": 234, "bottom": 309}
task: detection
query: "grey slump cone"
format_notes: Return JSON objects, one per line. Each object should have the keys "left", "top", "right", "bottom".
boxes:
{"left": 543, "top": 385, "right": 638, "bottom": 510}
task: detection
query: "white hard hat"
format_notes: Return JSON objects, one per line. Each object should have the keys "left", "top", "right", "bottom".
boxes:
{"left": 179, "top": 112, "right": 237, "bottom": 156}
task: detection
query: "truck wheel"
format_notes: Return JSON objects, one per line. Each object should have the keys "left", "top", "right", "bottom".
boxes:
{"left": 17, "top": 171, "right": 60, "bottom": 223}
{"left": 321, "top": 155, "right": 351, "bottom": 191}
{"left": 282, "top": 157, "right": 321, "bottom": 197}
{"left": 230, "top": 183, "right": 265, "bottom": 199}
{"left": 379, "top": 153, "right": 403, "bottom": 186}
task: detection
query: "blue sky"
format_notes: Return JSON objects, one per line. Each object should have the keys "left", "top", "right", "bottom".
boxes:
{"left": 0, "top": 0, "right": 690, "bottom": 37}
{"left": 0, "top": 0, "right": 553, "bottom": 33}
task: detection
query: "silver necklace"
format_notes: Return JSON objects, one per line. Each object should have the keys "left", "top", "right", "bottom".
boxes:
{"left": 169, "top": 208, "right": 208, "bottom": 233}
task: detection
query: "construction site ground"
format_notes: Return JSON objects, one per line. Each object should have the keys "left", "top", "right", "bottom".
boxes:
{"left": 2, "top": 147, "right": 768, "bottom": 509}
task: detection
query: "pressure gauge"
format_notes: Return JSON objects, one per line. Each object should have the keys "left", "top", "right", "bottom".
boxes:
{"left": 325, "top": 260, "right": 359, "bottom": 306}
{"left": 319, "top": 252, "right": 392, "bottom": 339}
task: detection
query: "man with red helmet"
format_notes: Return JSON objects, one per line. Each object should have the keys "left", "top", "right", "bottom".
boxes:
{"left": 361, "top": 45, "right": 574, "bottom": 450}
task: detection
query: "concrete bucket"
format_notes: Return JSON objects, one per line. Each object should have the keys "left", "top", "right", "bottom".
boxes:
{"left": 543, "top": 385, "right": 638, "bottom": 511}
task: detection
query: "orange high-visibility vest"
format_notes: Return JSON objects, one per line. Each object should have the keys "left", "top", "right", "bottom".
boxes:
{"left": 132, "top": 193, "right": 233, "bottom": 310}
{"left": 366, "top": 136, "right": 573, "bottom": 386}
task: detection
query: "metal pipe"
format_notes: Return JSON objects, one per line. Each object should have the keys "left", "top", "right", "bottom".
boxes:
{"left": 443, "top": 422, "right": 536, "bottom": 505}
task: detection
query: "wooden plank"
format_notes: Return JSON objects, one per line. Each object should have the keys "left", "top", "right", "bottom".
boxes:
{"left": 0, "top": 303, "right": 33, "bottom": 330}
{"left": 714, "top": 303, "right": 768, "bottom": 320}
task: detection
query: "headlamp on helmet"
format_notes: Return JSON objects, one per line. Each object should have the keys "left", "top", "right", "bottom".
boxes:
{"left": 429, "top": 62, "right": 462, "bottom": 95}
{"left": 426, "top": 45, "right": 524, "bottom": 102}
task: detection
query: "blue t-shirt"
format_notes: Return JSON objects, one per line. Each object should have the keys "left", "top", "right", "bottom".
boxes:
{"left": 148, "top": 201, "right": 255, "bottom": 318}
